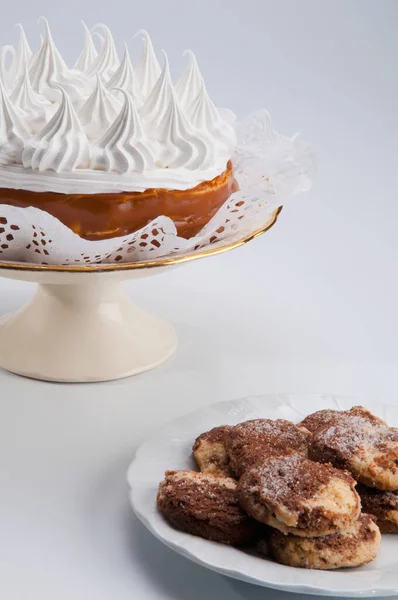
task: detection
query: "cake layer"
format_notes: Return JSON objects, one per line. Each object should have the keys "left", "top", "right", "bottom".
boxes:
{"left": 0, "top": 162, "right": 237, "bottom": 240}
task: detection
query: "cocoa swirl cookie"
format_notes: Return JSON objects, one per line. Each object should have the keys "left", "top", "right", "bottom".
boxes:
{"left": 157, "top": 470, "right": 257, "bottom": 545}
{"left": 237, "top": 453, "right": 360, "bottom": 537}
{"left": 193, "top": 425, "right": 234, "bottom": 477}
{"left": 225, "top": 419, "right": 311, "bottom": 477}
{"left": 266, "top": 514, "right": 381, "bottom": 570}
{"left": 300, "top": 406, "right": 386, "bottom": 434}
{"left": 299, "top": 409, "right": 342, "bottom": 434}
{"left": 307, "top": 406, "right": 398, "bottom": 490}
{"left": 357, "top": 484, "right": 398, "bottom": 533}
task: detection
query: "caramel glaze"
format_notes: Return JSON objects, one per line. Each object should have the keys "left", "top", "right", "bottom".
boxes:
{"left": 0, "top": 161, "right": 238, "bottom": 240}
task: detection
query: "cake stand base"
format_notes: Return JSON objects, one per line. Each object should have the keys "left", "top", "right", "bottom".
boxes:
{"left": 0, "top": 281, "right": 177, "bottom": 382}
{"left": 0, "top": 208, "right": 282, "bottom": 383}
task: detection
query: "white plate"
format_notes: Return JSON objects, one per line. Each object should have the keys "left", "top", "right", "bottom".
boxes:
{"left": 127, "top": 394, "right": 398, "bottom": 597}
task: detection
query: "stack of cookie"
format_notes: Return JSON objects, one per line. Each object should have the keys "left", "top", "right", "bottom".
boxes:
{"left": 156, "top": 406, "right": 395, "bottom": 570}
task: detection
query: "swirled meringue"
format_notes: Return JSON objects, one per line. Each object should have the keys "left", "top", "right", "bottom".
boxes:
{"left": 11, "top": 61, "right": 56, "bottom": 133}
{"left": 22, "top": 87, "right": 90, "bottom": 172}
{"left": 175, "top": 50, "right": 203, "bottom": 113}
{"left": 74, "top": 21, "right": 98, "bottom": 72}
{"left": 92, "top": 89, "right": 154, "bottom": 173}
{"left": 189, "top": 79, "right": 236, "bottom": 158}
{"left": 0, "top": 79, "right": 30, "bottom": 165}
{"left": 30, "top": 18, "right": 91, "bottom": 104}
{"left": 87, "top": 24, "right": 119, "bottom": 81}
{"left": 106, "top": 44, "right": 141, "bottom": 104}
{"left": 139, "top": 51, "right": 172, "bottom": 122}
{"left": 79, "top": 75, "right": 121, "bottom": 139}
{"left": 0, "top": 46, "right": 16, "bottom": 90}
{"left": 0, "top": 22, "right": 237, "bottom": 193}
{"left": 134, "top": 30, "right": 161, "bottom": 100}
{"left": 157, "top": 87, "right": 215, "bottom": 170}
{"left": 30, "top": 18, "right": 67, "bottom": 97}
{"left": 140, "top": 52, "right": 216, "bottom": 170}
{"left": 12, "top": 24, "right": 32, "bottom": 80}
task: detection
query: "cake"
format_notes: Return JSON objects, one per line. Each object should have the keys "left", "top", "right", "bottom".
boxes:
{"left": 0, "top": 21, "right": 238, "bottom": 240}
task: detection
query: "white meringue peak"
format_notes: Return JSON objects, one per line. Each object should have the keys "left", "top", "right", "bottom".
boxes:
{"left": 30, "top": 17, "right": 68, "bottom": 95}
{"left": 0, "top": 21, "right": 237, "bottom": 194}
{"left": 0, "top": 45, "right": 16, "bottom": 90}
{"left": 87, "top": 24, "right": 119, "bottom": 81}
{"left": 106, "top": 44, "right": 141, "bottom": 104}
{"left": 74, "top": 21, "right": 98, "bottom": 72}
{"left": 79, "top": 75, "right": 121, "bottom": 139}
{"left": 134, "top": 30, "right": 161, "bottom": 100}
{"left": 175, "top": 50, "right": 203, "bottom": 115}
{"left": 156, "top": 87, "right": 214, "bottom": 170}
{"left": 12, "top": 24, "right": 33, "bottom": 80}
{"left": 30, "top": 18, "right": 91, "bottom": 104}
{"left": 22, "top": 87, "right": 90, "bottom": 172}
{"left": 10, "top": 61, "right": 55, "bottom": 133}
{"left": 92, "top": 89, "right": 154, "bottom": 173}
{"left": 139, "top": 51, "right": 172, "bottom": 123}
{"left": 189, "top": 79, "right": 237, "bottom": 157}
{"left": 0, "top": 79, "right": 30, "bottom": 165}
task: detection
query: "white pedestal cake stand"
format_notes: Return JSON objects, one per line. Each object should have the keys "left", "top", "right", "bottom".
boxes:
{"left": 0, "top": 208, "right": 281, "bottom": 382}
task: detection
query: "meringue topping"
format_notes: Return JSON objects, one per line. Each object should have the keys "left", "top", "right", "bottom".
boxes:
{"left": 175, "top": 50, "right": 203, "bottom": 115}
{"left": 12, "top": 24, "right": 32, "bottom": 80}
{"left": 10, "top": 61, "right": 55, "bottom": 133}
{"left": 0, "top": 21, "right": 237, "bottom": 194}
{"left": 87, "top": 24, "right": 119, "bottom": 80}
{"left": 92, "top": 89, "right": 154, "bottom": 173}
{"left": 22, "top": 87, "right": 90, "bottom": 172}
{"left": 106, "top": 44, "right": 141, "bottom": 104}
{"left": 0, "top": 79, "right": 30, "bottom": 165}
{"left": 79, "top": 75, "right": 121, "bottom": 139}
{"left": 156, "top": 86, "right": 214, "bottom": 170}
{"left": 30, "top": 18, "right": 91, "bottom": 104}
{"left": 74, "top": 21, "right": 98, "bottom": 73}
{"left": 30, "top": 17, "right": 68, "bottom": 98}
{"left": 0, "top": 45, "right": 16, "bottom": 90}
{"left": 139, "top": 51, "right": 172, "bottom": 123}
{"left": 134, "top": 30, "right": 161, "bottom": 100}
{"left": 189, "top": 79, "right": 236, "bottom": 157}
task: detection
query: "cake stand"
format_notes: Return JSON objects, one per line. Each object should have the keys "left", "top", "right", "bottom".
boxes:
{"left": 0, "top": 207, "right": 281, "bottom": 382}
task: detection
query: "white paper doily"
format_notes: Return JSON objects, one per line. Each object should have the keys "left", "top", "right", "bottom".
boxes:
{"left": 0, "top": 110, "right": 314, "bottom": 265}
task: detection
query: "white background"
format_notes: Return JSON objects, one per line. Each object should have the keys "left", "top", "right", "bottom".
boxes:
{"left": 0, "top": 1, "right": 397, "bottom": 598}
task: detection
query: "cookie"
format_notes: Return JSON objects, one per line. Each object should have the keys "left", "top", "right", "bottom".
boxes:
{"left": 237, "top": 453, "right": 360, "bottom": 537}
{"left": 225, "top": 419, "right": 311, "bottom": 477}
{"left": 308, "top": 406, "right": 398, "bottom": 490}
{"left": 157, "top": 470, "right": 257, "bottom": 545}
{"left": 357, "top": 484, "right": 398, "bottom": 533}
{"left": 193, "top": 425, "right": 234, "bottom": 477}
{"left": 267, "top": 514, "right": 381, "bottom": 570}
{"left": 299, "top": 409, "right": 341, "bottom": 434}
{"left": 300, "top": 406, "right": 386, "bottom": 434}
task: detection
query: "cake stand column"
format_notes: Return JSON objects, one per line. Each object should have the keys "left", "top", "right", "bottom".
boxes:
{"left": 0, "top": 280, "right": 177, "bottom": 382}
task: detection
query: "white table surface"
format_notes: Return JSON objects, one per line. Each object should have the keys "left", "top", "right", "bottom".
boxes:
{"left": 0, "top": 1, "right": 397, "bottom": 598}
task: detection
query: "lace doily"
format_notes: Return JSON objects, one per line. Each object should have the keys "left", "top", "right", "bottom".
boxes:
{"left": 0, "top": 110, "right": 314, "bottom": 265}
